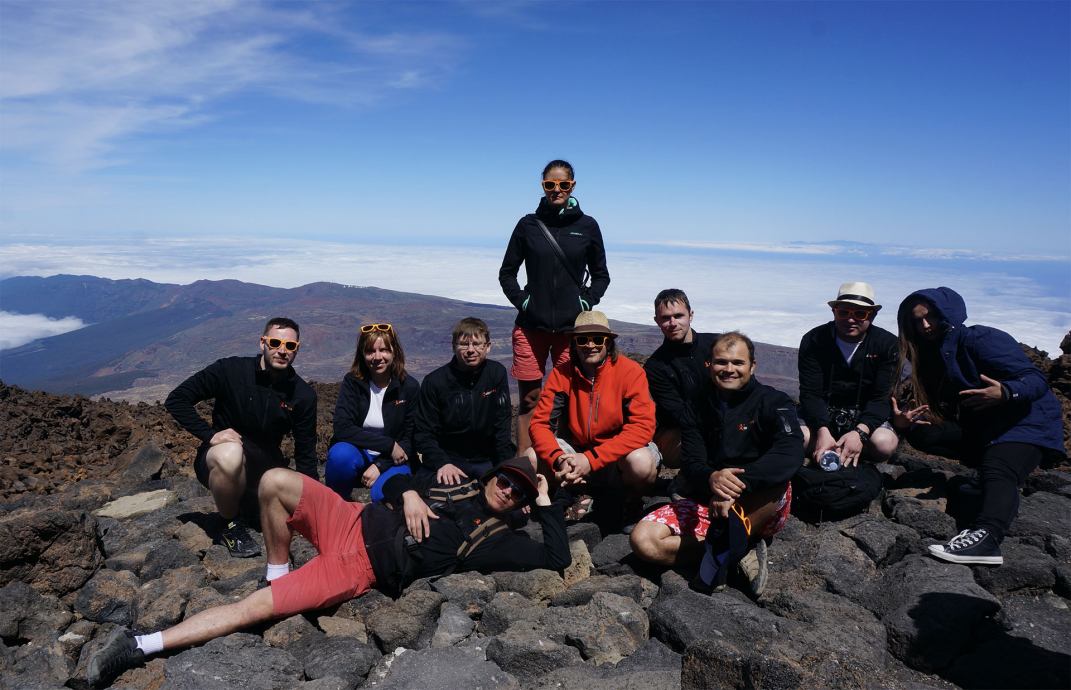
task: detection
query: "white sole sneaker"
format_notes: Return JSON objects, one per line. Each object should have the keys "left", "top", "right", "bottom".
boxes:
{"left": 927, "top": 543, "right": 1003, "bottom": 565}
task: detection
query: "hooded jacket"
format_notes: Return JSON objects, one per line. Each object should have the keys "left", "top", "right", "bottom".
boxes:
{"left": 498, "top": 197, "right": 611, "bottom": 332}
{"left": 901, "top": 287, "right": 1063, "bottom": 453}
{"left": 677, "top": 377, "right": 804, "bottom": 499}
{"left": 529, "top": 354, "right": 656, "bottom": 471}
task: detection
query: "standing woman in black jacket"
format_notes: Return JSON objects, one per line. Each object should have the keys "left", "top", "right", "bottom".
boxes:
{"left": 498, "top": 159, "right": 611, "bottom": 452}
{"left": 325, "top": 324, "right": 420, "bottom": 502}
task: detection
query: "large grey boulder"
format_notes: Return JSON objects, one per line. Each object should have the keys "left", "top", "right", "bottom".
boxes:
{"left": 492, "top": 569, "right": 565, "bottom": 602}
{"left": 972, "top": 539, "right": 1057, "bottom": 595}
{"left": 73, "top": 569, "right": 139, "bottom": 625}
{"left": 0, "top": 507, "right": 103, "bottom": 596}
{"left": 431, "top": 573, "right": 496, "bottom": 616}
{"left": 136, "top": 565, "right": 208, "bottom": 630}
{"left": 302, "top": 636, "right": 381, "bottom": 687}
{"left": 431, "top": 602, "right": 476, "bottom": 648}
{"left": 0, "top": 581, "right": 74, "bottom": 644}
{"left": 364, "top": 645, "right": 519, "bottom": 689}
{"left": 537, "top": 592, "right": 649, "bottom": 664}
{"left": 485, "top": 624, "right": 584, "bottom": 681}
{"left": 139, "top": 539, "right": 202, "bottom": 581}
{"left": 93, "top": 489, "right": 177, "bottom": 519}
{"left": 840, "top": 515, "right": 922, "bottom": 565}
{"left": 162, "top": 633, "right": 303, "bottom": 689}
{"left": 531, "top": 638, "right": 682, "bottom": 689}
{"left": 884, "top": 495, "right": 957, "bottom": 540}
{"left": 366, "top": 589, "right": 444, "bottom": 651}
{"left": 479, "top": 591, "right": 545, "bottom": 637}
{"left": 548, "top": 573, "right": 656, "bottom": 608}
{"left": 867, "top": 555, "right": 1001, "bottom": 672}
{"left": 1008, "top": 490, "right": 1071, "bottom": 539}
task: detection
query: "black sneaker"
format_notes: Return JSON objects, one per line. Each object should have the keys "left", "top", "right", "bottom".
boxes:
{"left": 88, "top": 627, "right": 144, "bottom": 688}
{"left": 928, "top": 528, "right": 1003, "bottom": 565}
{"left": 220, "top": 519, "right": 262, "bottom": 558}
{"left": 737, "top": 539, "right": 769, "bottom": 598}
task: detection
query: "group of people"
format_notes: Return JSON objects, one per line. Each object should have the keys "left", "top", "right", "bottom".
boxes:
{"left": 88, "top": 160, "right": 1065, "bottom": 687}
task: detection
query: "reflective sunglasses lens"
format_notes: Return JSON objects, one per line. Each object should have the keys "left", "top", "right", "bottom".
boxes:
{"left": 496, "top": 473, "right": 520, "bottom": 494}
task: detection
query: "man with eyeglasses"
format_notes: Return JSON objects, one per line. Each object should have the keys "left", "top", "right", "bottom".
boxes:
{"left": 797, "top": 282, "right": 900, "bottom": 468}
{"left": 530, "top": 311, "right": 658, "bottom": 531}
{"left": 644, "top": 288, "right": 719, "bottom": 468}
{"left": 87, "top": 456, "right": 569, "bottom": 688}
{"left": 414, "top": 317, "right": 517, "bottom": 486}
{"left": 165, "top": 317, "right": 317, "bottom": 558}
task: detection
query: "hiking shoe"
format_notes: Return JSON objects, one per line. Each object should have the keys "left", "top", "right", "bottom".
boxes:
{"left": 88, "top": 627, "right": 144, "bottom": 688}
{"left": 221, "top": 520, "right": 261, "bottom": 558}
{"left": 928, "top": 528, "right": 1003, "bottom": 565}
{"left": 737, "top": 539, "right": 769, "bottom": 598}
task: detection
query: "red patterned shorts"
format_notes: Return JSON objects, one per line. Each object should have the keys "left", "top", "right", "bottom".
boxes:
{"left": 641, "top": 483, "right": 792, "bottom": 540}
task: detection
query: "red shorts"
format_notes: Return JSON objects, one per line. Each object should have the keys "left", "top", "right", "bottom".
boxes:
{"left": 511, "top": 326, "right": 572, "bottom": 381}
{"left": 270, "top": 475, "right": 377, "bottom": 617}
{"left": 641, "top": 483, "right": 792, "bottom": 541}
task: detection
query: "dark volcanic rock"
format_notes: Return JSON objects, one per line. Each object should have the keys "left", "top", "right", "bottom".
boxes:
{"left": 485, "top": 624, "right": 584, "bottom": 681}
{"left": 548, "top": 573, "right": 654, "bottom": 608}
{"left": 430, "top": 572, "right": 496, "bottom": 616}
{"left": 302, "top": 636, "right": 381, "bottom": 686}
{"left": 867, "top": 556, "right": 1001, "bottom": 672}
{"left": 73, "top": 569, "right": 139, "bottom": 625}
{"left": 1007, "top": 490, "right": 1071, "bottom": 539}
{"left": 366, "top": 646, "right": 518, "bottom": 689}
{"left": 0, "top": 506, "right": 103, "bottom": 596}
{"left": 972, "top": 539, "right": 1057, "bottom": 596}
{"left": 536, "top": 592, "right": 649, "bottom": 664}
{"left": 366, "top": 589, "right": 443, "bottom": 651}
{"left": 884, "top": 494, "right": 957, "bottom": 540}
{"left": 479, "top": 591, "right": 546, "bottom": 637}
{"left": 0, "top": 581, "right": 74, "bottom": 644}
{"left": 532, "top": 638, "right": 682, "bottom": 689}
{"left": 163, "top": 632, "right": 303, "bottom": 689}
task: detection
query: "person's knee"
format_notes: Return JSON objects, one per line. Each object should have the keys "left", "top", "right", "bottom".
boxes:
{"left": 622, "top": 447, "right": 658, "bottom": 484}
{"left": 517, "top": 381, "right": 542, "bottom": 414}
{"left": 523, "top": 446, "right": 539, "bottom": 471}
{"left": 869, "top": 428, "right": 899, "bottom": 460}
{"left": 629, "top": 521, "right": 666, "bottom": 561}
{"left": 206, "top": 442, "right": 245, "bottom": 476}
{"left": 259, "top": 467, "right": 300, "bottom": 504}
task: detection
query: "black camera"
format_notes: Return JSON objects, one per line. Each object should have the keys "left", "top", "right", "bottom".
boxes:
{"left": 828, "top": 406, "right": 860, "bottom": 437}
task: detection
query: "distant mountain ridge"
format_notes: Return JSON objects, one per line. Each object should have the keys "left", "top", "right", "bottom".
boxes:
{"left": 0, "top": 274, "right": 800, "bottom": 400}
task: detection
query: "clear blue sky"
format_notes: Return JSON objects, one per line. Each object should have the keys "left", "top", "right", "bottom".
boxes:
{"left": 1, "top": 0, "right": 1068, "bottom": 255}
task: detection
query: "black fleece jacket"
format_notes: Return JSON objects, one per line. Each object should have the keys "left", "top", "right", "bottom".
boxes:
{"left": 331, "top": 373, "right": 420, "bottom": 459}
{"left": 797, "top": 323, "right": 898, "bottom": 433}
{"left": 644, "top": 330, "right": 719, "bottom": 430}
{"left": 165, "top": 356, "right": 318, "bottom": 478}
{"left": 498, "top": 197, "right": 611, "bottom": 332}
{"left": 413, "top": 359, "right": 516, "bottom": 470}
{"left": 678, "top": 377, "right": 804, "bottom": 499}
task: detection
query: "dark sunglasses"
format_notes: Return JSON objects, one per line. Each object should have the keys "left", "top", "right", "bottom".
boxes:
{"left": 573, "top": 334, "right": 609, "bottom": 346}
{"left": 495, "top": 472, "right": 526, "bottom": 497}
{"left": 360, "top": 323, "right": 393, "bottom": 334}
{"left": 263, "top": 337, "right": 299, "bottom": 351}
{"left": 542, "top": 179, "right": 575, "bottom": 192}
{"left": 833, "top": 307, "right": 874, "bottom": 320}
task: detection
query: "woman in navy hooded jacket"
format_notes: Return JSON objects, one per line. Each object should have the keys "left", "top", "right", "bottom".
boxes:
{"left": 893, "top": 287, "right": 1064, "bottom": 566}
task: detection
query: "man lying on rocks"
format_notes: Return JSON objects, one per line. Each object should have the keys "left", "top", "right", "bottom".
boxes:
{"left": 630, "top": 331, "right": 804, "bottom": 597}
{"left": 88, "top": 456, "right": 570, "bottom": 688}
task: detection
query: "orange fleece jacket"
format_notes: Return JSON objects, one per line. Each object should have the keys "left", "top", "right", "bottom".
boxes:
{"left": 530, "top": 355, "right": 656, "bottom": 471}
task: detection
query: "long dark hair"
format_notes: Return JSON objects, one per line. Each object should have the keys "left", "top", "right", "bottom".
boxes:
{"left": 895, "top": 296, "right": 945, "bottom": 423}
{"left": 350, "top": 327, "right": 408, "bottom": 383}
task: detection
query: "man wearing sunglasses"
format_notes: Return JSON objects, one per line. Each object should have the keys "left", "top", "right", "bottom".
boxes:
{"left": 797, "top": 282, "right": 900, "bottom": 468}
{"left": 165, "top": 317, "right": 317, "bottom": 558}
{"left": 529, "top": 311, "right": 659, "bottom": 531}
{"left": 87, "top": 457, "right": 568, "bottom": 688}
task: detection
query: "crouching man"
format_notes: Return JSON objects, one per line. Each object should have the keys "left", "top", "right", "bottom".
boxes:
{"left": 630, "top": 332, "right": 803, "bottom": 597}
{"left": 88, "top": 457, "right": 568, "bottom": 688}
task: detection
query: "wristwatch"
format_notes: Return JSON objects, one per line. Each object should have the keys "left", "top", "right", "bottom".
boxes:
{"left": 855, "top": 427, "right": 871, "bottom": 444}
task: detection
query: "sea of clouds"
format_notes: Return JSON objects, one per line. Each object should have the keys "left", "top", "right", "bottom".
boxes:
{"left": 1, "top": 237, "right": 1068, "bottom": 354}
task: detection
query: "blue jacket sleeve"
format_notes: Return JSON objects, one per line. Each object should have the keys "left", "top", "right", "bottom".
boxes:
{"left": 964, "top": 326, "right": 1051, "bottom": 403}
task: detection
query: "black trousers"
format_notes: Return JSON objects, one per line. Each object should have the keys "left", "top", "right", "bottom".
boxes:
{"left": 907, "top": 422, "right": 1041, "bottom": 542}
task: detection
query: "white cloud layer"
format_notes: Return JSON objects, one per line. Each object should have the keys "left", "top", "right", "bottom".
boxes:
{"left": 2, "top": 238, "right": 1068, "bottom": 355}
{"left": 0, "top": 311, "right": 86, "bottom": 350}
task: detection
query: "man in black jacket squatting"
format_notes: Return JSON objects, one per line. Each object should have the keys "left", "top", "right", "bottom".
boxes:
{"left": 164, "top": 317, "right": 317, "bottom": 558}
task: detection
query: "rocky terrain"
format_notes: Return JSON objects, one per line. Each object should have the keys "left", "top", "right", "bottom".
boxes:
{"left": 1, "top": 337, "right": 1069, "bottom": 689}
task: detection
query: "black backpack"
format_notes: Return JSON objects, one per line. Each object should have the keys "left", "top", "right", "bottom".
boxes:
{"left": 790, "top": 463, "right": 883, "bottom": 523}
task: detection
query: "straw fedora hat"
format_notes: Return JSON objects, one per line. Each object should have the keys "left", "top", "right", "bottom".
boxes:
{"left": 572, "top": 310, "right": 617, "bottom": 337}
{"left": 827, "top": 282, "right": 881, "bottom": 311}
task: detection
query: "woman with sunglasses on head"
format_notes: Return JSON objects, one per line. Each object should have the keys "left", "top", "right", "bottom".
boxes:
{"left": 894, "top": 287, "right": 1064, "bottom": 566}
{"left": 499, "top": 159, "right": 611, "bottom": 454}
{"left": 326, "top": 323, "right": 420, "bottom": 503}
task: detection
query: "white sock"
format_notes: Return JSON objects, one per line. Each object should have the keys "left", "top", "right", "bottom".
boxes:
{"left": 135, "top": 631, "right": 163, "bottom": 656}
{"left": 265, "top": 562, "right": 291, "bottom": 581}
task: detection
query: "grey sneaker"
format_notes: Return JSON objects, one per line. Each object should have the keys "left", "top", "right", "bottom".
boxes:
{"left": 928, "top": 528, "right": 1002, "bottom": 565}
{"left": 88, "top": 627, "right": 144, "bottom": 688}
{"left": 220, "top": 520, "right": 262, "bottom": 558}
{"left": 737, "top": 539, "right": 769, "bottom": 598}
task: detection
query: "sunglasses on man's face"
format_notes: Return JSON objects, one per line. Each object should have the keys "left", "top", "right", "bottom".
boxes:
{"left": 360, "top": 323, "right": 393, "bottom": 334}
{"left": 542, "top": 179, "right": 575, "bottom": 192}
{"left": 833, "top": 307, "right": 874, "bottom": 321}
{"left": 495, "top": 472, "right": 526, "bottom": 497}
{"left": 573, "top": 334, "right": 608, "bottom": 347}
{"left": 263, "top": 337, "right": 299, "bottom": 351}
